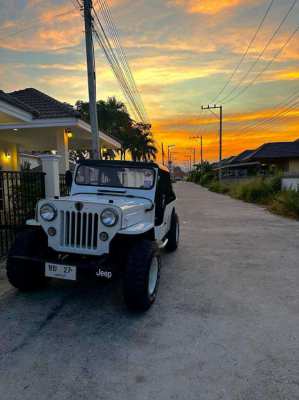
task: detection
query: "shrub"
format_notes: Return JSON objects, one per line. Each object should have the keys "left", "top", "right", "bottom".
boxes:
{"left": 229, "top": 176, "right": 281, "bottom": 205}
{"left": 208, "top": 181, "right": 230, "bottom": 194}
{"left": 200, "top": 172, "right": 215, "bottom": 187}
{"left": 270, "top": 190, "right": 299, "bottom": 219}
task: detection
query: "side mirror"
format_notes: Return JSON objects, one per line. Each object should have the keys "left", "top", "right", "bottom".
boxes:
{"left": 65, "top": 170, "right": 73, "bottom": 189}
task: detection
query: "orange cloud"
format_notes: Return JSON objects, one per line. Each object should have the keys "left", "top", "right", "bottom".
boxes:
{"left": 0, "top": 2, "right": 81, "bottom": 52}
{"left": 151, "top": 108, "right": 299, "bottom": 163}
{"left": 170, "top": 0, "right": 249, "bottom": 14}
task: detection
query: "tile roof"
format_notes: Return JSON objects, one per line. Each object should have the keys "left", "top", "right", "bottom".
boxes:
{"left": 231, "top": 149, "right": 255, "bottom": 164}
{"left": 0, "top": 90, "right": 40, "bottom": 116}
{"left": 246, "top": 140, "right": 299, "bottom": 160}
{"left": 8, "top": 88, "right": 80, "bottom": 119}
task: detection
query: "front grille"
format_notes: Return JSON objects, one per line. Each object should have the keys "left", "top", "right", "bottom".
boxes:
{"left": 60, "top": 211, "right": 99, "bottom": 249}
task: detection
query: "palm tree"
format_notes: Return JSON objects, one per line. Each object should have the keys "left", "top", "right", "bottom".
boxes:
{"left": 75, "top": 98, "right": 158, "bottom": 162}
{"left": 129, "top": 124, "right": 157, "bottom": 162}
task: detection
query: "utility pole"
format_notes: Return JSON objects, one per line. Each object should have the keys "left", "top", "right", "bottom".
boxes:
{"left": 184, "top": 155, "right": 192, "bottom": 173}
{"left": 84, "top": 0, "right": 100, "bottom": 159}
{"left": 190, "top": 135, "right": 203, "bottom": 166}
{"left": 161, "top": 143, "right": 165, "bottom": 165}
{"left": 201, "top": 104, "right": 223, "bottom": 180}
{"left": 193, "top": 148, "right": 196, "bottom": 166}
{"left": 167, "top": 144, "right": 175, "bottom": 168}
{"left": 201, "top": 135, "right": 203, "bottom": 169}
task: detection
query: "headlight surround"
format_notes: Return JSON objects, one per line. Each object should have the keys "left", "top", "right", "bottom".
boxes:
{"left": 100, "top": 208, "right": 118, "bottom": 227}
{"left": 40, "top": 204, "right": 57, "bottom": 222}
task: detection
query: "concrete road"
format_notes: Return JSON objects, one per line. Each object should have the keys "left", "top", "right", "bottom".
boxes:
{"left": 0, "top": 182, "right": 299, "bottom": 400}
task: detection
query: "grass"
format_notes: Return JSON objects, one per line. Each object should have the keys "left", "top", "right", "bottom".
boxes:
{"left": 229, "top": 176, "right": 281, "bottom": 205}
{"left": 198, "top": 175, "right": 299, "bottom": 220}
{"left": 270, "top": 190, "right": 299, "bottom": 219}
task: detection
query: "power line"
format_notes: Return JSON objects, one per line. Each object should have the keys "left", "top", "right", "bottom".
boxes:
{"left": 93, "top": 24, "right": 145, "bottom": 123}
{"left": 236, "top": 88, "right": 299, "bottom": 133}
{"left": 91, "top": 0, "right": 149, "bottom": 124}
{"left": 219, "top": 0, "right": 298, "bottom": 104}
{"left": 95, "top": 0, "right": 149, "bottom": 122}
{"left": 92, "top": 6, "right": 148, "bottom": 123}
{"left": 92, "top": 12, "right": 147, "bottom": 123}
{"left": 223, "top": 23, "right": 299, "bottom": 105}
{"left": 211, "top": 0, "right": 275, "bottom": 103}
{"left": 240, "top": 98, "right": 299, "bottom": 134}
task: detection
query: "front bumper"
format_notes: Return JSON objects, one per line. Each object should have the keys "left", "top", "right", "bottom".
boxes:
{"left": 8, "top": 254, "right": 116, "bottom": 281}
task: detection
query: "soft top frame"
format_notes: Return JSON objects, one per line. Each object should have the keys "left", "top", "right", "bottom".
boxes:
{"left": 77, "top": 159, "right": 170, "bottom": 173}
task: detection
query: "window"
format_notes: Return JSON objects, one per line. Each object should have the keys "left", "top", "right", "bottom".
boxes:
{"left": 75, "top": 165, "right": 155, "bottom": 190}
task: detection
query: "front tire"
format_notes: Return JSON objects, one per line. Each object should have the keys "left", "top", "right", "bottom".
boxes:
{"left": 7, "top": 230, "right": 49, "bottom": 291}
{"left": 124, "top": 240, "right": 161, "bottom": 311}
{"left": 165, "top": 212, "right": 180, "bottom": 252}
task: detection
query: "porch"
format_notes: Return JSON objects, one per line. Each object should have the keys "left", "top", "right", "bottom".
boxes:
{"left": 0, "top": 88, "right": 121, "bottom": 173}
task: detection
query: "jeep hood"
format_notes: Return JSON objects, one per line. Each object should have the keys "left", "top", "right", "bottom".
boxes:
{"left": 64, "top": 194, "right": 152, "bottom": 209}
{"left": 60, "top": 194, "right": 153, "bottom": 230}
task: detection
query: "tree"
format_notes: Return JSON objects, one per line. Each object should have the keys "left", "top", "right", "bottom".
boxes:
{"left": 75, "top": 98, "right": 158, "bottom": 162}
{"left": 129, "top": 124, "right": 157, "bottom": 162}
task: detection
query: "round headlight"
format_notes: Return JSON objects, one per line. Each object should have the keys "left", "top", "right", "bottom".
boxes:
{"left": 40, "top": 204, "right": 57, "bottom": 222}
{"left": 100, "top": 208, "right": 118, "bottom": 227}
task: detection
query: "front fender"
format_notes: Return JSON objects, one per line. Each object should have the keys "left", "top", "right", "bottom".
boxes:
{"left": 119, "top": 222, "right": 154, "bottom": 235}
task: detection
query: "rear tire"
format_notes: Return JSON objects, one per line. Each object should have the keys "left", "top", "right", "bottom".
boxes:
{"left": 165, "top": 212, "right": 179, "bottom": 252}
{"left": 7, "top": 230, "right": 49, "bottom": 292}
{"left": 124, "top": 239, "right": 161, "bottom": 311}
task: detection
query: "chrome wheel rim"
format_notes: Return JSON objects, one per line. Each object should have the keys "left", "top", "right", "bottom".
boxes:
{"left": 148, "top": 256, "right": 159, "bottom": 296}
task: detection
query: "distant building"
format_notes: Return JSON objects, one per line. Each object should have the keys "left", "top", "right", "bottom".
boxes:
{"left": 214, "top": 139, "right": 299, "bottom": 178}
{"left": 244, "top": 140, "right": 299, "bottom": 175}
{"left": 173, "top": 166, "right": 186, "bottom": 180}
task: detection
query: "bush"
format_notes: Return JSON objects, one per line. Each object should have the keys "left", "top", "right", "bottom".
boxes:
{"left": 200, "top": 172, "right": 215, "bottom": 187}
{"left": 229, "top": 176, "right": 281, "bottom": 205}
{"left": 208, "top": 181, "right": 230, "bottom": 194}
{"left": 193, "top": 172, "right": 298, "bottom": 220}
{"left": 270, "top": 190, "right": 299, "bottom": 219}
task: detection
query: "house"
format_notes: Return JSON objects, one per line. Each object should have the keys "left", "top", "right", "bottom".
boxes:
{"left": 243, "top": 139, "right": 299, "bottom": 174}
{"left": 219, "top": 150, "right": 261, "bottom": 178}
{"left": 215, "top": 139, "right": 299, "bottom": 178}
{"left": 0, "top": 88, "right": 121, "bottom": 173}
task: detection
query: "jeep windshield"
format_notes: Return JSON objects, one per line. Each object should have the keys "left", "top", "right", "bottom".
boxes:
{"left": 75, "top": 164, "right": 155, "bottom": 190}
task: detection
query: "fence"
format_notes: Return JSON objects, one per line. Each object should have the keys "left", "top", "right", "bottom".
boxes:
{"left": 59, "top": 173, "right": 70, "bottom": 196}
{"left": 0, "top": 171, "right": 45, "bottom": 257}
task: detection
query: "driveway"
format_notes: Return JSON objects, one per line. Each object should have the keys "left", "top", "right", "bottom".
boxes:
{"left": 0, "top": 182, "right": 298, "bottom": 400}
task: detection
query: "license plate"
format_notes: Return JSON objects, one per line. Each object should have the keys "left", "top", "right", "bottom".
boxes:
{"left": 45, "top": 262, "right": 77, "bottom": 281}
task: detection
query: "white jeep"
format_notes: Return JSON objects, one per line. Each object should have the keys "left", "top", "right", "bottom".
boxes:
{"left": 7, "top": 160, "right": 179, "bottom": 311}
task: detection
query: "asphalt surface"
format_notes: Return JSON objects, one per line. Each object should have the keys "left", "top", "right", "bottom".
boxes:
{"left": 0, "top": 182, "right": 299, "bottom": 400}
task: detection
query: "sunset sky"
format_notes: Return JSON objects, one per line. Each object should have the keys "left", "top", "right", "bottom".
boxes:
{"left": 0, "top": 0, "right": 299, "bottom": 165}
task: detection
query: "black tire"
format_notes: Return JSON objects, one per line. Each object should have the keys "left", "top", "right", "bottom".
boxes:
{"left": 124, "top": 239, "right": 161, "bottom": 311}
{"left": 7, "top": 230, "right": 49, "bottom": 292}
{"left": 165, "top": 212, "right": 179, "bottom": 252}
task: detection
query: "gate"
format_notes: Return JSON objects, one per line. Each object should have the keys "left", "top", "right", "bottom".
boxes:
{"left": 0, "top": 171, "right": 45, "bottom": 257}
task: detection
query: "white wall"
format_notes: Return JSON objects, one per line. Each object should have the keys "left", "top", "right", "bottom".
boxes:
{"left": 282, "top": 177, "right": 299, "bottom": 192}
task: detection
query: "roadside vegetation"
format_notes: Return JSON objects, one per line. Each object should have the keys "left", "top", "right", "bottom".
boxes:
{"left": 188, "top": 165, "right": 299, "bottom": 220}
